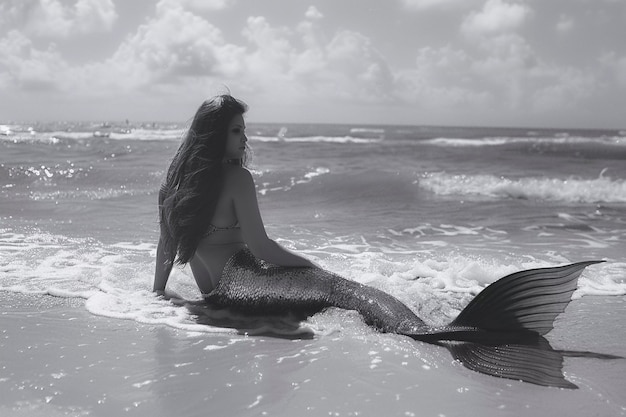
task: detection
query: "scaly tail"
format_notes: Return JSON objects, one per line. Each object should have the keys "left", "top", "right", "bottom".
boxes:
{"left": 410, "top": 261, "right": 606, "bottom": 388}
{"left": 207, "top": 251, "right": 615, "bottom": 388}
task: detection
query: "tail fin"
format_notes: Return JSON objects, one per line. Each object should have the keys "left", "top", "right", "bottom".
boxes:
{"left": 439, "top": 337, "right": 623, "bottom": 389}
{"left": 449, "top": 260, "right": 604, "bottom": 336}
{"left": 440, "top": 338, "right": 579, "bottom": 389}
{"left": 412, "top": 261, "right": 606, "bottom": 388}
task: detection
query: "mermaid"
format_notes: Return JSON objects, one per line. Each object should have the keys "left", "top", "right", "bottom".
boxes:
{"left": 154, "top": 94, "right": 614, "bottom": 388}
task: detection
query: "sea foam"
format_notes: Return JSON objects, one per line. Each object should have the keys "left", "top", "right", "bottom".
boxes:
{"left": 419, "top": 172, "right": 626, "bottom": 203}
{"left": 423, "top": 136, "right": 626, "bottom": 148}
{"left": 1, "top": 229, "right": 624, "bottom": 334}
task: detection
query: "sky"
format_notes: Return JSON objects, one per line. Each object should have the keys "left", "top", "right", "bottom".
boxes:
{"left": 1, "top": 0, "right": 625, "bottom": 128}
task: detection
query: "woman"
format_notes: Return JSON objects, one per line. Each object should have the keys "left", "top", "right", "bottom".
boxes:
{"left": 152, "top": 95, "right": 604, "bottom": 388}
{"left": 153, "top": 94, "right": 424, "bottom": 325}
{"left": 153, "top": 95, "right": 316, "bottom": 299}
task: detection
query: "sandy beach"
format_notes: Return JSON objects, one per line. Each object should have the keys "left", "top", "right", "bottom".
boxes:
{"left": 2, "top": 291, "right": 624, "bottom": 417}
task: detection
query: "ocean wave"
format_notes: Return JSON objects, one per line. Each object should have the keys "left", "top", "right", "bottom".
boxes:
{"left": 1, "top": 228, "right": 624, "bottom": 335}
{"left": 1, "top": 131, "right": 377, "bottom": 145}
{"left": 258, "top": 167, "right": 330, "bottom": 195}
{"left": 29, "top": 186, "right": 154, "bottom": 201}
{"left": 350, "top": 127, "right": 384, "bottom": 134}
{"left": 423, "top": 136, "right": 626, "bottom": 148}
{"left": 249, "top": 135, "right": 381, "bottom": 144}
{"left": 103, "top": 128, "right": 184, "bottom": 141}
{"left": 0, "top": 128, "right": 184, "bottom": 143}
{"left": 419, "top": 172, "right": 626, "bottom": 203}
{"left": 0, "top": 230, "right": 315, "bottom": 335}
{"left": 286, "top": 136, "right": 381, "bottom": 144}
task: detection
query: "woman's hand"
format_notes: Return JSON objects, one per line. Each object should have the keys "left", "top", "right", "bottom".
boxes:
{"left": 154, "top": 288, "right": 183, "bottom": 301}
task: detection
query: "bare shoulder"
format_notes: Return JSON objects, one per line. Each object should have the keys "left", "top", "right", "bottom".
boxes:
{"left": 222, "top": 165, "right": 254, "bottom": 193}
{"left": 222, "top": 164, "right": 252, "bottom": 182}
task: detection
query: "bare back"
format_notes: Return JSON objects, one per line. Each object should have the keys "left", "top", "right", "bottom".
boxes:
{"left": 155, "top": 164, "right": 314, "bottom": 297}
{"left": 191, "top": 165, "right": 246, "bottom": 294}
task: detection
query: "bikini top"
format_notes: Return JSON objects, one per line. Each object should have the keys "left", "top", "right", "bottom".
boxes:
{"left": 203, "top": 221, "right": 240, "bottom": 238}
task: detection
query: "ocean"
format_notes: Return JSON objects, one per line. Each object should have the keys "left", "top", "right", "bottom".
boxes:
{"left": 1, "top": 121, "right": 625, "bottom": 415}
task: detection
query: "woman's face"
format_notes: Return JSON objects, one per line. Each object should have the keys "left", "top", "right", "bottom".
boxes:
{"left": 223, "top": 114, "right": 247, "bottom": 160}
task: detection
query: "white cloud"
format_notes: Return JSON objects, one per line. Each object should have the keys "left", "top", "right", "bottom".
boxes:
{"left": 461, "top": 0, "right": 530, "bottom": 37}
{"left": 600, "top": 52, "right": 626, "bottom": 88}
{"left": 241, "top": 16, "right": 294, "bottom": 83}
{"left": 24, "top": 0, "right": 73, "bottom": 38}
{"left": 305, "top": 5, "right": 324, "bottom": 19}
{"left": 455, "top": 2, "right": 539, "bottom": 109}
{"left": 323, "top": 31, "right": 395, "bottom": 101}
{"left": 2, "top": 0, "right": 619, "bottom": 127}
{"left": 236, "top": 14, "right": 395, "bottom": 102}
{"left": 163, "top": 0, "right": 236, "bottom": 12}
{"left": 16, "top": 0, "right": 118, "bottom": 38}
{"left": 473, "top": 42, "right": 537, "bottom": 109}
{"left": 412, "top": 45, "right": 475, "bottom": 94}
{"left": 401, "top": 0, "right": 480, "bottom": 11}
{"left": 101, "top": 0, "right": 243, "bottom": 89}
{"left": 398, "top": 28, "right": 603, "bottom": 119}
{"left": 0, "top": 3, "right": 18, "bottom": 28}
{"left": 398, "top": 45, "right": 493, "bottom": 109}
{"left": 530, "top": 66, "right": 597, "bottom": 112}
{"left": 0, "top": 30, "right": 70, "bottom": 91}
{"left": 21, "top": 0, "right": 248, "bottom": 98}
{"left": 556, "top": 14, "right": 574, "bottom": 34}
{"left": 74, "top": 0, "right": 118, "bottom": 32}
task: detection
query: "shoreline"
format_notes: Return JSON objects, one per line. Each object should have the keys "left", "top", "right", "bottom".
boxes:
{"left": 2, "top": 291, "right": 625, "bottom": 416}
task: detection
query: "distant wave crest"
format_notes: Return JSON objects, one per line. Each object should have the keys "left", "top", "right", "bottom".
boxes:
{"left": 249, "top": 135, "right": 381, "bottom": 144}
{"left": 0, "top": 128, "right": 184, "bottom": 143}
{"left": 423, "top": 136, "right": 626, "bottom": 147}
{"left": 420, "top": 172, "right": 626, "bottom": 203}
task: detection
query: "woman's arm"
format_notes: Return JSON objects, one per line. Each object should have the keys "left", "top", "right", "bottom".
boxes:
{"left": 153, "top": 189, "right": 174, "bottom": 293}
{"left": 230, "top": 168, "right": 315, "bottom": 268}
{"left": 153, "top": 234, "right": 174, "bottom": 294}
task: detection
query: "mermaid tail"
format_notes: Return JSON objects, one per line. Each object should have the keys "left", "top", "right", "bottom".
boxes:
{"left": 204, "top": 249, "right": 612, "bottom": 387}
{"left": 205, "top": 248, "right": 429, "bottom": 333}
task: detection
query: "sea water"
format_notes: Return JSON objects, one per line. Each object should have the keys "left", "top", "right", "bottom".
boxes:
{"left": 1, "top": 121, "right": 626, "bottom": 414}
{"left": 1, "top": 122, "right": 624, "bottom": 323}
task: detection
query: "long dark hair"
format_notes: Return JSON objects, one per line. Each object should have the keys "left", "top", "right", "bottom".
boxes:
{"left": 159, "top": 95, "right": 248, "bottom": 265}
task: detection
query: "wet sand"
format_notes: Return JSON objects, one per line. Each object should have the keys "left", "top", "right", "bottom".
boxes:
{"left": 1, "top": 292, "right": 625, "bottom": 417}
